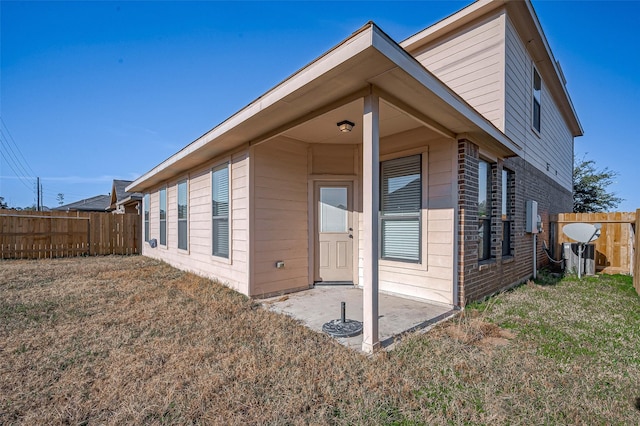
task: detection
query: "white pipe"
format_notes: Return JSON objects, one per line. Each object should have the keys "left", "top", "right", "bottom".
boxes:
{"left": 533, "top": 233, "right": 537, "bottom": 280}
{"left": 577, "top": 243, "right": 583, "bottom": 279}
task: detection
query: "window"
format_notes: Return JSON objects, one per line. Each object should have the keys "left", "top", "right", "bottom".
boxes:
{"left": 478, "top": 160, "right": 491, "bottom": 261}
{"left": 212, "top": 163, "right": 229, "bottom": 258}
{"left": 177, "top": 181, "right": 188, "bottom": 250}
{"left": 380, "top": 155, "right": 421, "bottom": 263}
{"left": 143, "top": 194, "right": 150, "bottom": 242}
{"left": 532, "top": 68, "right": 541, "bottom": 133}
{"left": 319, "top": 187, "right": 348, "bottom": 233}
{"left": 501, "top": 169, "right": 513, "bottom": 257}
{"left": 159, "top": 187, "right": 167, "bottom": 246}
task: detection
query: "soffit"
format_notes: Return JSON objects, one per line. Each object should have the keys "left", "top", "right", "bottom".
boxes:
{"left": 128, "top": 23, "right": 520, "bottom": 193}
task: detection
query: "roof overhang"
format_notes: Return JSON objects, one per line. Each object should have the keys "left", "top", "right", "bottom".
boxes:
{"left": 401, "top": 0, "right": 583, "bottom": 138}
{"left": 128, "top": 22, "right": 522, "bottom": 193}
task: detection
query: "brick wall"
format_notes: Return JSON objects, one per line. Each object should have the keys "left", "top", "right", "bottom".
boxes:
{"left": 457, "top": 140, "right": 572, "bottom": 306}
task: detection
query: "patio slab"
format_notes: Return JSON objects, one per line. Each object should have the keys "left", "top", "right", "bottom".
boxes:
{"left": 262, "top": 285, "right": 457, "bottom": 352}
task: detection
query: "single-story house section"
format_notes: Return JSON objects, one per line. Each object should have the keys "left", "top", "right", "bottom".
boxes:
{"left": 106, "top": 179, "right": 143, "bottom": 214}
{"left": 127, "top": 0, "right": 582, "bottom": 352}
{"left": 53, "top": 194, "right": 111, "bottom": 213}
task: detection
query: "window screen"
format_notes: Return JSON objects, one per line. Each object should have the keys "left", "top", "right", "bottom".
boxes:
{"left": 159, "top": 187, "right": 167, "bottom": 246}
{"left": 143, "top": 194, "right": 150, "bottom": 243}
{"left": 212, "top": 164, "right": 229, "bottom": 258}
{"left": 178, "top": 181, "right": 188, "bottom": 250}
{"left": 380, "top": 155, "right": 421, "bottom": 262}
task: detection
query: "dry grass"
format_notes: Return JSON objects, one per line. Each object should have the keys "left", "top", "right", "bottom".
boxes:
{"left": 1, "top": 257, "right": 639, "bottom": 425}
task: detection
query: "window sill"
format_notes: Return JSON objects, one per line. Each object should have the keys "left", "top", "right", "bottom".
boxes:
{"left": 211, "top": 254, "right": 232, "bottom": 265}
{"left": 478, "top": 259, "right": 497, "bottom": 271}
{"left": 380, "top": 258, "right": 426, "bottom": 272}
{"left": 501, "top": 255, "right": 515, "bottom": 264}
{"left": 530, "top": 125, "right": 541, "bottom": 138}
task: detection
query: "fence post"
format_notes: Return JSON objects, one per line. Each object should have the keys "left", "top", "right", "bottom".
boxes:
{"left": 87, "top": 217, "right": 91, "bottom": 256}
{"left": 634, "top": 209, "right": 639, "bottom": 296}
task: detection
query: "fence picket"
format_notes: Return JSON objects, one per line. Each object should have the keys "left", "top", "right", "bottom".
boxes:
{"left": 0, "top": 210, "right": 140, "bottom": 259}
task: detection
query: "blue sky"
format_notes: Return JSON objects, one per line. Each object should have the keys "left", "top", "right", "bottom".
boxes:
{"left": 1, "top": 1, "right": 639, "bottom": 211}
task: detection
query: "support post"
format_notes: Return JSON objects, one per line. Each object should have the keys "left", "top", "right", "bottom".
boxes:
{"left": 362, "top": 90, "right": 380, "bottom": 354}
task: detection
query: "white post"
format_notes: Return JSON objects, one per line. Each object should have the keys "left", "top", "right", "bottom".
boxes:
{"left": 362, "top": 91, "right": 380, "bottom": 354}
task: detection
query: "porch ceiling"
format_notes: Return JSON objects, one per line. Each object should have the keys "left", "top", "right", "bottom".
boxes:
{"left": 128, "top": 23, "right": 521, "bottom": 193}
{"left": 280, "top": 98, "right": 429, "bottom": 145}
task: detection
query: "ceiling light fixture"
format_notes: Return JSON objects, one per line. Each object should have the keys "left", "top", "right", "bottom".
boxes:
{"left": 337, "top": 120, "right": 355, "bottom": 133}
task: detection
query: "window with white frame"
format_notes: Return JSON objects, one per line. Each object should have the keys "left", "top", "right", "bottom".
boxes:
{"left": 212, "top": 163, "right": 229, "bottom": 258}
{"left": 143, "top": 194, "right": 150, "bottom": 242}
{"left": 177, "top": 180, "right": 188, "bottom": 250}
{"left": 532, "top": 68, "right": 542, "bottom": 133}
{"left": 478, "top": 160, "right": 491, "bottom": 261}
{"left": 159, "top": 187, "right": 167, "bottom": 246}
{"left": 380, "top": 155, "right": 421, "bottom": 263}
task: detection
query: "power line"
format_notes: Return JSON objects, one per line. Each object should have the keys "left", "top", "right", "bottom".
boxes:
{"left": 0, "top": 149, "right": 34, "bottom": 192}
{"left": 0, "top": 117, "right": 38, "bottom": 205}
{"left": 0, "top": 129, "right": 35, "bottom": 181}
{"left": 0, "top": 117, "right": 37, "bottom": 177}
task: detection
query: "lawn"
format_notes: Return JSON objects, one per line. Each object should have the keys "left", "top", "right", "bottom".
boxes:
{"left": 1, "top": 256, "right": 639, "bottom": 425}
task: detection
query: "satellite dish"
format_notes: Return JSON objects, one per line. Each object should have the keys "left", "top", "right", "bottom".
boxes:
{"left": 562, "top": 222, "right": 601, "bottom": 279}
{"left": 563, "top": 223, "right": 601, "bottom": 243}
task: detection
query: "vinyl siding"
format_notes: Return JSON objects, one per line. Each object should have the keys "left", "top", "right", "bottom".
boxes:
{"left": 310, "top": 144, "right": 356, "bottom": 175}
{"left": 504, "top": 16, "right": 573, "bottom": 190}
{"left": 141, "top": 149, "right": 250, "bottom": 294}
{"left": 251, "top": 138, "right": 309, "bottom": 296}
{"left": 358, "top": 131, "right": 457, "bottom": 305}
{"left": 412, "top": 12, "right": 506, "bottom": 131}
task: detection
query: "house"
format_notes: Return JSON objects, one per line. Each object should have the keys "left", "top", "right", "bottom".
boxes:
{"left": 127, "top": 0, "right": 582, "bottom": 352}
{"left": 106, "top": 179, "right": 143, "bottom": 214}
{"left": 53, "top": 194, "right": 111, "bottom": 212}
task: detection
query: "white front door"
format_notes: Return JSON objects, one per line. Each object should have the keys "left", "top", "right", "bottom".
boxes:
{"left": 316, "top": 182, "right": 353, "bottom": 283}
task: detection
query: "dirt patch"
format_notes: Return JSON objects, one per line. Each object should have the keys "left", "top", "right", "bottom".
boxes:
{"left": 441, "top": 317, "right": 516, "bottom": 348}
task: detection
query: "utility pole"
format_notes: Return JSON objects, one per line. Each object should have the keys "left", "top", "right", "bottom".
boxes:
{"left": 36, "top": 177, "right": 41, "bottom": 211}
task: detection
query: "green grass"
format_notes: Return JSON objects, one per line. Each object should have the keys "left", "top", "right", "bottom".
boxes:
{"left": 1, "top": 257, "right": 639, "bottom": 425}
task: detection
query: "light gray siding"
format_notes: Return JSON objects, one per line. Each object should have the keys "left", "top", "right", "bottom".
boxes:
{"left": 504, "top": 16, "right": 573, "bottom": 190}
{"left": 357, "top": 131, "right": 457, "bottom": 305}
{"left": 413, "top": 12, "right": 506, "bottom": 131}
{"left": 141, "top": 150, "right": 250, "bottom": 294}
{"left": 251, "top": 138, "right": 309, "bottom": 296}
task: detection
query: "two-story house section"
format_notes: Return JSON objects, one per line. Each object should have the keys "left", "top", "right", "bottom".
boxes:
{"left": 402, "top": 0, "right": 582, "bottom": 303}
{"left": 127, "top": 0, "right": 582, "bottom": 352}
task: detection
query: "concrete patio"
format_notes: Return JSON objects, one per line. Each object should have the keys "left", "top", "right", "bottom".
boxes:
{"left": 262, "top": 285, "right": 457, "bottom": 352}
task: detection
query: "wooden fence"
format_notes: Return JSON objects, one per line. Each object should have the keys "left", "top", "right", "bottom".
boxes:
{"left": 551, "top": 212, "right": 636, "bottom": 275}
{"left": 0, "top": 210, "right": 140, "bottom": 259}
{"left": 634, "top": 209, "right": 640, "bottom": 296}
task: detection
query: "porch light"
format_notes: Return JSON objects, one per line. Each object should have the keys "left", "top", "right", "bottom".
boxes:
{"left": 337, "top": 120, "right": 355, "bottom": 132}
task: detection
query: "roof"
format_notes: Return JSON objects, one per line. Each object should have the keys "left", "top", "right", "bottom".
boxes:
{"left": 128, "top": 18, "right": 523, "bottom": 194}
{"left": 113, "top": 179, "right": 133, "bottom": 201}
{"left": 400, "top": 0, "right": 583, "bottom": 137}
{"left": 108, "top": 179, "right": 143, "bottom": 211}
{"left": 53, "top": 194, "right": 111, "bottom": 212}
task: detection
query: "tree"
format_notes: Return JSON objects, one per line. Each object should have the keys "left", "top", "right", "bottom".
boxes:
{"left": 0, "top": 196, "right": 7, "bottom": 209}
{"left": 57, "top": 193, "right": 65, "bottom": 206}
{"left": 573, "top": 155, "right": 623, "bottom": 213}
